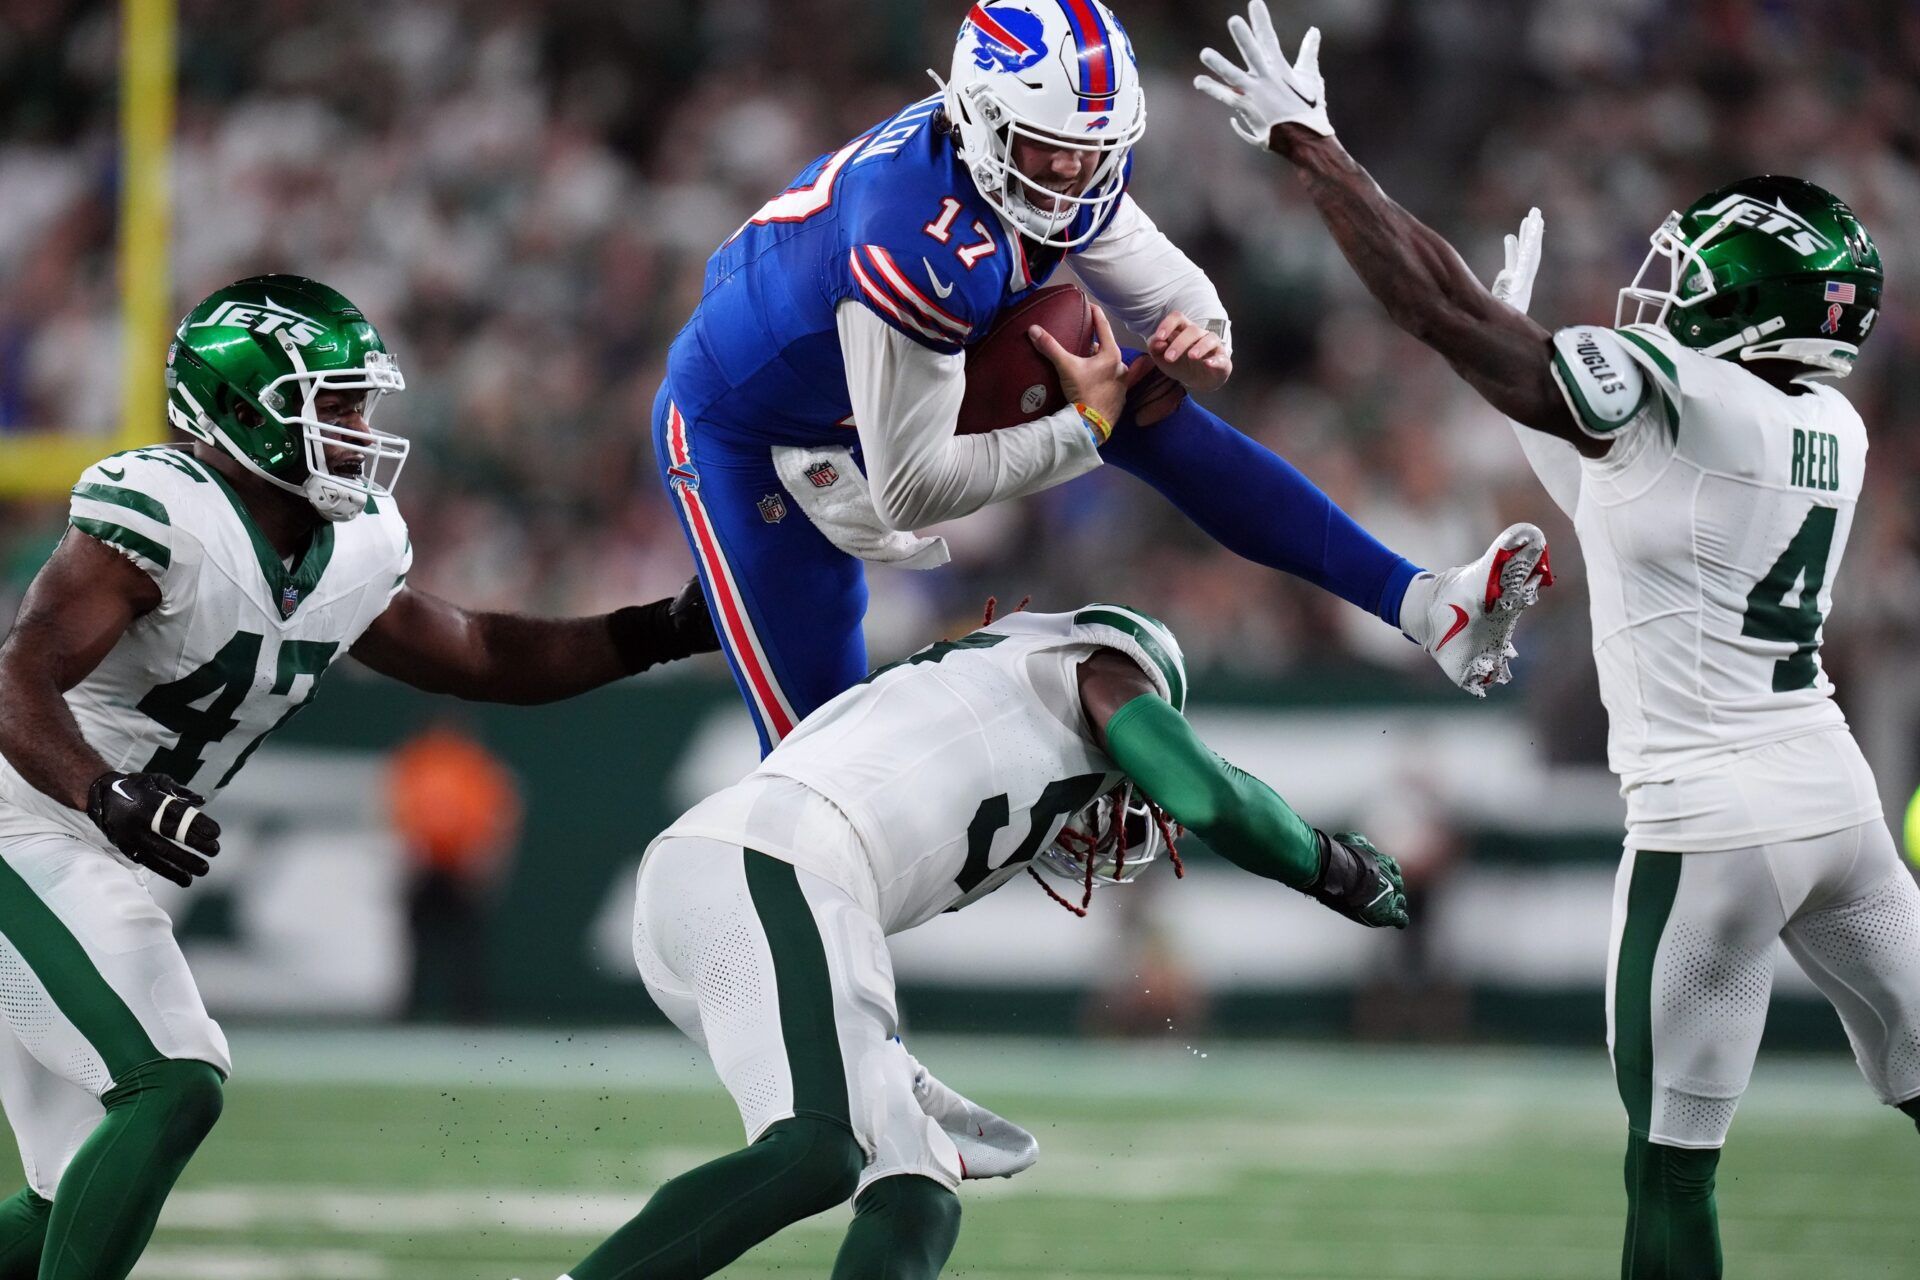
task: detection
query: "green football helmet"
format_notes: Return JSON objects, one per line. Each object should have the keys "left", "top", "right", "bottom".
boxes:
{"left": 1617, "top": 175, "right": 1883, "bottom": 378}
{"left": 166, "top": 274, "right": 408, "bottom": 520}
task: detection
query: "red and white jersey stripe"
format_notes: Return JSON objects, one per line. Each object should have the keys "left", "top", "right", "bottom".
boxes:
{"left": 663, "top": 403, "right": 800, "bottom": 742}
{"left": 848, "top": 244, "right": 973, "bottom": 349}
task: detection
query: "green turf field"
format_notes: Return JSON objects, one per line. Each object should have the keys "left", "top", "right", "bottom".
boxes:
{"left": 8, "top": 1029, "right": 1913, "bottom": 1279}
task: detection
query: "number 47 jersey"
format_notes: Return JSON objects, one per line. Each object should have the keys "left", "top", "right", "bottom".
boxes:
{"left": 656, "top": 606, "right": 1185, "bottom": 936}
{"left": 0, "top": 446, "right": 411, "bottom": 855}
{"left": 1550, "top": 323, "right": 1880, "bottom": 852}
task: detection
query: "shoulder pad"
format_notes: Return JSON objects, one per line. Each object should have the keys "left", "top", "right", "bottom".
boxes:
{"left": 1549, "top": 327, "right": 1652, "bottom": 438}
{"left": 68, "top": 447, "right": 211, "bottom": 581}
{"left": 1069, "top": 603, "right": 1187, "bottom": 713}
{"left": 843, "top": 150, "right": 1010, "bottom": 352}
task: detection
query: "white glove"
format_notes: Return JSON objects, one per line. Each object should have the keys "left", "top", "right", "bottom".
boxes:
{"left": 1490, "top": 207, "right": 1545, "bottom": 314}
{"left": 1485, "top": 207, "right": 1581, "bottom": 516}
{"left": 1193, "top": 2, "right": 1331, "bottom": 148}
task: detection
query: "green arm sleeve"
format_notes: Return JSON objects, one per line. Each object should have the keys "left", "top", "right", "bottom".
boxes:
{"left": 1101, "top": 693, "right": 1321, "bottom": 888}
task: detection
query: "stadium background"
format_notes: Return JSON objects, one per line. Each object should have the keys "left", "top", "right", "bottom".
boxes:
{"left": 2, "top": 1, "right": 1918, "bottom": 1275}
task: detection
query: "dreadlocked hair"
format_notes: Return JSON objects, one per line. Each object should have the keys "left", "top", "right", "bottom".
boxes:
{"left": 1028, "top": 787, "right": 1186, "bottom": 918}
{"left": 980, "top": 594, "right": 1031, "bottom": 627}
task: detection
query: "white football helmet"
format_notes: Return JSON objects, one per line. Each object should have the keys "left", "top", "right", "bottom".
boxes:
{"left": 1035, "top": 782, "right": 1178, "bottom": 889}
{"left": 938, "top": 1, "right": 1145, "bottom": 249}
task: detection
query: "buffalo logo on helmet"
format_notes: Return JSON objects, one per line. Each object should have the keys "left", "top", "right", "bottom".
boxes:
{"left": 757, "top": 492, "right": 788, "bottom": 524}
{"left": 804, "top": 461, "right": 839, "bottom": 489}
{"left": 966, "top": 3, "right": 1048, "bottom": 73}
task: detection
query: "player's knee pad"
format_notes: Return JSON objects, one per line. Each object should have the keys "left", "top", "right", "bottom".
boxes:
{"left": 104, "top": 1058, "right": 225, "bottom": 1148}
{"left": 757, "top": 1116, "right": 864, "bottom": 1212}
{"left": 1624, "top": 1133, "right": 1720, "bottom": 1208}
{"left": 854, "top": 1173, "right": 961, "bottom": 1239}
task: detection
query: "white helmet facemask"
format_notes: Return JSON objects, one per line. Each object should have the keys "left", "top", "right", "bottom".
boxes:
{"left": 938, "top": 1, "right": 1146, "bottom": 250}
{"left": 262, "top": 338, "right": 410, "bottom": 521}
{"left": 1032, "top": 782, "right": 1183, "bottom": 918}
{"left": 167, "top": 339, "right": 410, "bottom": 523}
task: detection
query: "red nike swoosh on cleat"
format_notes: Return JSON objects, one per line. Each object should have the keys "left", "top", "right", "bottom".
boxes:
{"left": 1434, "top": 605, "right": 1471, "bottom": 652}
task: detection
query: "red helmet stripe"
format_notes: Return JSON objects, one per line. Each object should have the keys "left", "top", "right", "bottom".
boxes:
{"left": 967, "top": 4, "right": 1034, "bottom": 57}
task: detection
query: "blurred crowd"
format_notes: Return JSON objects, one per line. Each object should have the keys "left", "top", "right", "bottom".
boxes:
{"left": 4, "top": 0, "right": 1919, "bottom": 775}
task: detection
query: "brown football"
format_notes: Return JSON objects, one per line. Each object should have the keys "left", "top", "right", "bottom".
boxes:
{"left": 955, "top": 284, "right": 1095, "bottom": 434}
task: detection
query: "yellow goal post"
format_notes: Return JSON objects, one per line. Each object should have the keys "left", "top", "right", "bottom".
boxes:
{"left": 0, "top": 0, "right": 175, "bottom": 498}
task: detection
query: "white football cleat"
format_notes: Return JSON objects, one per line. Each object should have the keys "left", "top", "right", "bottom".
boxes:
{"left": 1403, "top": 523, "right": 1553, "bottom": 697}
{"left": 906, "top": 1051, "right": 1038, "bottom": 1180}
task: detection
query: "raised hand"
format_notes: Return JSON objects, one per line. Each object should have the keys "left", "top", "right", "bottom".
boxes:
{"left": 1194, "top": 2, "right": 1332, "bottom": 149}
{"left": 1491, "top": 208, "right": 1546, "bottom": 314}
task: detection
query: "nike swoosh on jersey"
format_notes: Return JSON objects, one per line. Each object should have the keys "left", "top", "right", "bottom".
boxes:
{"left": 1433, "top": 604, "right": 1471, "bottom": 651}
{"left": 99, "top": 465, "right": 126, "bottom": 481}
{"left": 922, "top": 259, "right": 955, "bottom": 299}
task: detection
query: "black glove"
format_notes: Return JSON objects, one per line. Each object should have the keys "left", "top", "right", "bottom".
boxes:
{"left": 85, "top": 771, "right": 222, "bottom": 887}
{"left": 608, "top": 576, "right": 721, "bottom": 674}
{"left": 667, "top": 574, "right": 720, "bottom": 656}
{"left": 1307, "top": 829, "right": 1408, "bottom": 929}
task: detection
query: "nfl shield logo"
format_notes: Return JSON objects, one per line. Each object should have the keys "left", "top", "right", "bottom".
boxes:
{"left": 280, "top": 584, "right": 301, "bottom": 617}
{"left": 757, "top": 492, "right": 788, "bottom": 523}
{"left": 804, "top": 461, "right": 839, "bottom": 489}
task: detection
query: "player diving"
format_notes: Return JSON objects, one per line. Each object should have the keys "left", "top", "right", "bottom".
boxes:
{"left": 0, "top": 275, "right": 720, "bottom": 1280}
{"left": 655, "top": 0, "right": 1553, "bottom": 755}
{"left": 558, "top": 602, "right": 1407, "bottom": 1280}
{"left": 1192, "top": 5, "right": 1920, "bottom": 1277}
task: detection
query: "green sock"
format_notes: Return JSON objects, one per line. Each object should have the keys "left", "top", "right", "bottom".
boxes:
{"left": 41, "top": 1058, "right": 223, "bottom": 1280}
{"left": 568, "top": 1116, "right": 863, "bottom": 1280}
{"left": 1621, "top": 1133, "right": 1722, "bottom": 1280}
{"left": 0, "top": 1189, "right": 50, "bottom": 1280}
{"left": 1898, "top": 1096, "right": 1920, "bottom": 1135}
{"left": 830, "top": 1175, "right": 961, "bottom": 1280}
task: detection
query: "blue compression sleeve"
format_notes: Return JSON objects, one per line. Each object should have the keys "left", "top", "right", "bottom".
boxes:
{"left": 1103, "top": 380, "right": 1424, "bottom": 627}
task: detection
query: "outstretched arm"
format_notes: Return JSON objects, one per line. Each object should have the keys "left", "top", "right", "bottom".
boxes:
{"left": 1077, "top": 650, "right": 1407, "bottom": 927}
{"left": 352, "top": 577, "right": 718, "bottom": 705}
{"left": 1194, "top": 4, "right": 1591, "bottom": 453}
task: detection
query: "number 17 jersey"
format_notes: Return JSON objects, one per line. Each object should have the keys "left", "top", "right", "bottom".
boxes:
{"left": 0, "top": 446, "right": 410, "bottom": 855}
{"left": 1556, "top": 324, "right": 1880, "bottom": 851}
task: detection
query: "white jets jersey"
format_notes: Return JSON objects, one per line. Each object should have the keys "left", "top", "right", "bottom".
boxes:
{"left": 0, "top": 446, "right": 411, "bottom": 851}
{"left": 1547, "top": 323, "right": 1880, "bottom": 851}
{"left": 657, "top": 606, "right": 1186, "bottom": 935}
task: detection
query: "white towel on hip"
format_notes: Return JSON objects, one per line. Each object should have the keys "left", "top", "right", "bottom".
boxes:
{"left": 770, "top": 444, "right": 950, "bottom": 569}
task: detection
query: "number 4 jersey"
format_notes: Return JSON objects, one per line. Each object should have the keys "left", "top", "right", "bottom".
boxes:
{"left": 0, "top": 446, "right": 410, "bottom": 854}
{"left": 1548, "top": 323, "right": 1880, "bottom": 851}
{"left": 653, "top": 606, "right": 1185, "bottom": 935}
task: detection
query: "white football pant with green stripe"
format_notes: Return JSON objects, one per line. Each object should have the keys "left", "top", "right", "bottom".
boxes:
{"left": 0, "top": 827, "right": 230, "bottom": 1198}
{"left": 634, "top": 836, "right": 963, "bottom": 1198}
{"left": 1606, "top": 820, "right": 1920, "bottom": 1148}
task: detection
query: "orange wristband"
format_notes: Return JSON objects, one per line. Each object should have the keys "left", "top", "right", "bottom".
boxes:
{"left": 1074, "top": 401, "right": 1114, "bottom": 444}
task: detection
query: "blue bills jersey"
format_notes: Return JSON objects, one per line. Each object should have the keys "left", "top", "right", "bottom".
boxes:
{"left": 664, "top": 94, "right": 1125, "bottom": 448}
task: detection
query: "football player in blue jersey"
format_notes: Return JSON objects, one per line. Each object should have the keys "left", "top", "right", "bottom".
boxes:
{"left": 658, "top": 0, "right": 1552, "bottom": 753}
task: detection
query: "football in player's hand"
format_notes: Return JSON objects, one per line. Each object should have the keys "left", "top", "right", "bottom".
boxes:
{"left": 955, "top": 284, "right": 1095, "bottom": 434}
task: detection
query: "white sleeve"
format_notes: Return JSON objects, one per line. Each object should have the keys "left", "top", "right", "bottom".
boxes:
{"left": 1508, "top": 421, "right": 1582, "bottom": 518}
{"left": 1069, "top": 196, "right": 1231, "bottom": 350}
{"left": 837, "top": 301, "right": 1102, "bottom": 532}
